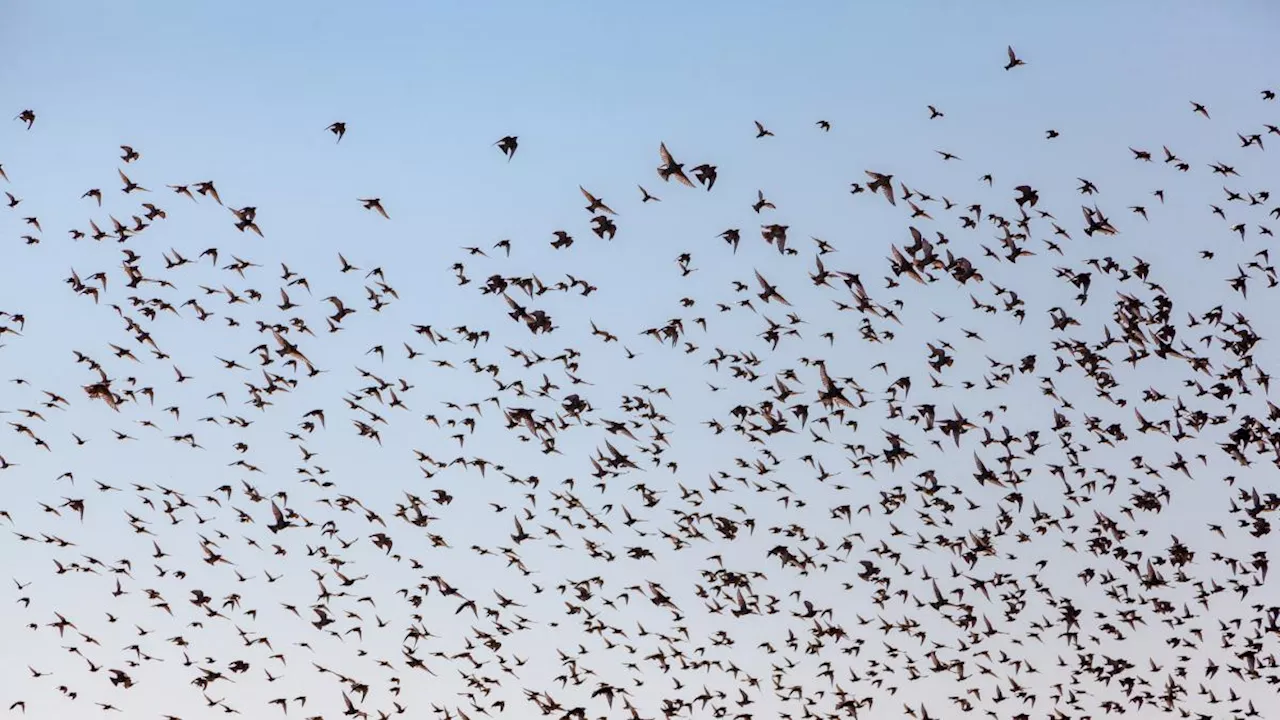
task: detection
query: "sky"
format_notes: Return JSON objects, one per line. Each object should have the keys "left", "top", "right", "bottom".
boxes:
{"left": 3, "top": 2, "right": 1280, "bottom": 719}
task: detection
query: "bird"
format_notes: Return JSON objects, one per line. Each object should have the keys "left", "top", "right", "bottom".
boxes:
{"left": 865, "top": 171, "right": 896, "bottom": 205}
{"left": 1014, "top": 185, "right": 1039, "bottom": 207}
{"left": 579, "top": 187, "right": 616, "bottom": 215}
{"left": 118, "top": 169, "right": 148, "bottom": 193}
{"left": 327, "top": 122, "right": 347, "bottom": 142}
{"left": 691, "top": 164, "right": 717, "bottom": 191}
{"left": 194, "top": 181, "right": 221, "bottom": 204}
{"left": 1004, "top": 45, "right": 1025, "bottom": 70}
{"left": 495, "top": 135, "right": 518, "bottom": 160}
{"left": 656, "top": 143, "right": 694, "bottom": 186}
{"left": 752, "top": 190, "right": 775, "bottom": 213}
{"left": 358, "top": 198, "right": 389, "bottom": 218}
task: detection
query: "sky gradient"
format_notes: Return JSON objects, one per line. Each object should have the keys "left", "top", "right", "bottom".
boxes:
{"left": 3, "top": 3, "right": 1280, "bottom": 719}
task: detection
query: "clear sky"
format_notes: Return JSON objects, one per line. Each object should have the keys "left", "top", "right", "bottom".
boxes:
{"left": 3, "top": 2, "right": 1280, "bottom": 719}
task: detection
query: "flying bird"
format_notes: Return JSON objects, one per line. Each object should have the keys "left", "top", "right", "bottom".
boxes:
{"left": 358, "top": 198, "right": 389, "bottom": 218}
{"left": 495, "top": 135, "right": 518, "bottom": 160}
{"left": 1004, "top": 45, "right": 1025, "bottom": 70}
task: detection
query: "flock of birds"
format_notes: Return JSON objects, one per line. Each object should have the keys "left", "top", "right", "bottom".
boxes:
{"left": 2, "top": 46, "right": 1280, "bottom": 720}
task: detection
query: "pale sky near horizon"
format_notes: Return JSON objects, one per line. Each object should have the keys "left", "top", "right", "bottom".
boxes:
{"left": 3, "top": 3, "right": 1280, "bottom": 719}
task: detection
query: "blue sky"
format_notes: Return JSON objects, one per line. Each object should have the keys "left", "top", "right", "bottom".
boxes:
{"left": 3, "top": 2, "right": 1280, "bottom": 719}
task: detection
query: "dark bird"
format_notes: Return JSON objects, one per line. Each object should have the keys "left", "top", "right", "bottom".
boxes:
{"left": 691, "top": 164, "right": 717, "bottom": 191}
{"left": 358, "top": 198, "right": 389, "bottom": 218}
{"left": 580, "top": 187, "right": 616, "bottom": 215}
{"left": 118, "top": 169, "right": 148, "bottom": 193}
{"left": 495, "top": 135, "right": 518, "bottom": 160}
{"left": 1004, "top": 45, "right": 1025, "bottom": 70}
{"left": 656, "top": 143, "right": 694, "bottom": 187}
{"left": 865, "top": 171, "right": 896, "bottom": 205}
